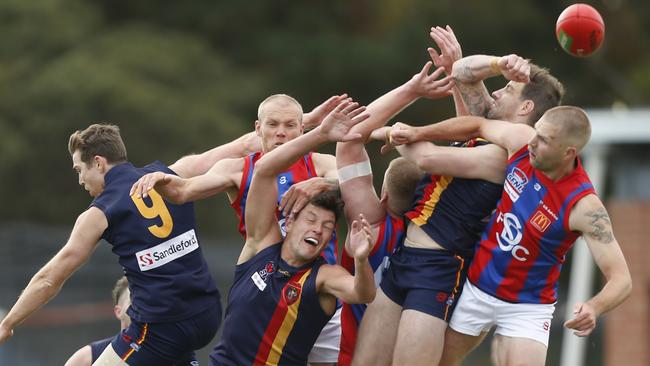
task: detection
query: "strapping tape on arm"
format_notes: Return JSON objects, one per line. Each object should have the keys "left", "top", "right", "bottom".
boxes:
{"left": 337, "top": 159, "right": 372, "bottom": 184}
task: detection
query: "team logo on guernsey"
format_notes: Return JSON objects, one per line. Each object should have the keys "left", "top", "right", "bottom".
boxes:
{"left": 251, "top": 261, "right": 275, "bottom": 291}
{"left": 135, "top": 229, "right": 199, "bottom": 271}
{"left": 496, "top": 212, "right": 530, "bottom": 262}
{"left": 530, "top": 210, "right": 552, "bottom": 232}
{"left": 504, "top": 167, "right": 528, "bottom": 202}
{"left": 284, "top": 282, "right": 302, "bottom": 305}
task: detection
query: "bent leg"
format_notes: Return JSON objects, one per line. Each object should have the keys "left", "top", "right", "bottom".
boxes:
{"left": 392, "top": 309, "right": 447, "bottom": 366}
{"left": 351, "top": 289, "right": 402, "bottom": 366}
{"left": 494, "top": 335, "right": 547, "bottom": 366}
{"left": 92, "top": 344, "right": 128, "bottom": 366}
{"left": 439, "top": 327, "right": 488, "bottom": 366}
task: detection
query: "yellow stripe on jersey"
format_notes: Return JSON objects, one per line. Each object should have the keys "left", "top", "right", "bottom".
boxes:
{"left": 265, "top": 269, "right": 313, "bottom": 365}
{"left": 412, "top": 176, "right": 453, "bottom": 226}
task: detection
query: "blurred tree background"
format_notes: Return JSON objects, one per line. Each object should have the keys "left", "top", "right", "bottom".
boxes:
{"left": 1, "top": 0, "right": 647, "bottom": 235}
{"left": 0, "top": 0, "right": 648, "bottom": 363}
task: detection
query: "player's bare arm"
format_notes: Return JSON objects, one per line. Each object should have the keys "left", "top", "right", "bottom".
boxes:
{"left": 170, "top": 131, "right": 261, "bottom": 178}
{"left": 388, "top": 116, "right": 533, "bottom": 157}
{"left": 130, "top": 157, "right": 243, "bottom": 204}
{"left": 395, "top": 139, "right": 507, "bottom": 184}
{"left": 452, "top": 54, "right": 530, "bottom": 116}
{"left": 278, "top": 151, "right": 339, "bottom": 218}
{"left": 0, "top": 208, "right": 106, "bottom": 345}
{"left": 353, "top": 61, "right": 452, "bottom": 140}
{"left": 318, "top": 214, "right": 375, "bottom": 309}
{"left": 565, "top": 194, "right": 632, "bottom": 337}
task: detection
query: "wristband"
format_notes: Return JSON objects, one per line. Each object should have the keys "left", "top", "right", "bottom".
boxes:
{"left": 490, "top": 57, "right": 501, "bottom": 74}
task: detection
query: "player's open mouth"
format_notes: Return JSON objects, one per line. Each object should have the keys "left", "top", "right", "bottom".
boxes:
{"left": 304, "top": 237, "right": 319, "bottom": 246}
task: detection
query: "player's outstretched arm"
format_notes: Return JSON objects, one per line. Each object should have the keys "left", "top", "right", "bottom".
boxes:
{"left": 451, "top": 54, "right": 530, "bottom": 117}
{"left": 564, "top": 195, "right": 632, "bottom": 337}
{"left": 351, "top": 61, "right": 453, "bottom": 142}
{"left": 428, "top": 25, "right": 469, "bottom": 116}
{"left": 387, "top": 116, "right": 533, "bottom": 158}
{"left": 130, "top": 158, "right": 241, "bottom": 204}
{"left": 170, "top": 131, "right": 261, "bottom": 178}
{"left": 280, "top": 152, "right": 339, "bottom": 218}
{"left": 395, "top": 138, "right": 507, "bottom": 184}
{"left": 302, "top": 94, "right": 349, "bottom": 131}
{"left": 242, "top": 101, "right": 369, "bottom": 263}
{"left": 0, "top": 208, "right": 105, "bottom": 345}
{"left": 318, "top": 214, "right": 376, "bottom": 304}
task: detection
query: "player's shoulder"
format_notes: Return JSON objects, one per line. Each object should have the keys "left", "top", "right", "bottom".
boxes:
{"left": 571, "top": 192, "right": 603, "bottom": 214}
{"left": 311, "top": 152, "right": 336, "bottom": 173}
{"left": 569, "top": 193, "right": 605, "bottom": 231}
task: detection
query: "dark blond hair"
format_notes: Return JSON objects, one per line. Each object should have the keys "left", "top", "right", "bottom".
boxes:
{"left": 385, "top": 157, "right": 422, "bottom": 215}
{"left": 68, "top": 124, "right": 127, "bottom": 165}
{"left": 521, "top": 64, "right": 565, "bottom": 125}
{"left": 111, "top": 276, "right": 129, "bottom": 305}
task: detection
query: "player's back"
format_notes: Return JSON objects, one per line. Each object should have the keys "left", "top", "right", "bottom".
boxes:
{"left": 405, "top": 139, "right": 503, "bottom": 257}
{"left": 91, "top": 161, "right": 220, "bottom": 323}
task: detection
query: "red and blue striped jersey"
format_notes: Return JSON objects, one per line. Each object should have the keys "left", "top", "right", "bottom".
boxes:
{"left": 338, "top": 214, "right": 405, "bottom": 366}
{"left": 468, "top": 146, "right": 595, "bottom": 304}
{"left": 231, "top": 152, "right": 338, "bottom": 265}
{"left": 405, "top": 139, "right": 503, "bottom": 258}
{"left": 210, "top": 243, "right": 332, "bottom": 365}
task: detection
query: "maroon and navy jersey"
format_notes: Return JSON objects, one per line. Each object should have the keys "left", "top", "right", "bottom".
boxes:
{"left": 405, "top": 139, "right": 503, "bottom": 258}
{"left": 231, "top": 152, "right": 338, "bottom": 265}
{"left": 91, "top": 162, "right": 220, "bottom": 323}
{"left": 468, "top": 146, "right": 595, "bottom": 304}
{"left": 209, "top": 243, "right": 332, "bottom": 366}
{"left": 338, "top": 215, "right": 405, "bottom": 366}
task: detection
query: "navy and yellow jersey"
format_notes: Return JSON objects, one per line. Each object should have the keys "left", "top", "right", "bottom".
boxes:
{"left": 405, "top": 139, "right": 503, "bottom": 258}
{"left": 210, "top": 243, "right": 333, "bottom": 366}
{"left": 91, "top": 161, "right": 220, "bottom": 323}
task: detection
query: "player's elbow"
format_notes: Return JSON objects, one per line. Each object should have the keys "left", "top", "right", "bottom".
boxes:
{"left": 252, "top": 157, "right": 276, "bottom": 177}
{"left": 451, "top": 60, "right": 465, "bottom": 81}
{"left": 619, "top": 271, "right": 633, "bottom": 301}
{"left": 351, "top": 285, "right": 376, "bottom": 304}
{"left": 360, "top": 286, "right": 377, "bottom": 304}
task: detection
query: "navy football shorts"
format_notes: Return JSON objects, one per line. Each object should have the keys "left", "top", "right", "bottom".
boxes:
{"left": 380, "top": 246, "right": 468, "bottom": 321}
{"left": 111, "top": 304, "right": 221, "bottom": 365}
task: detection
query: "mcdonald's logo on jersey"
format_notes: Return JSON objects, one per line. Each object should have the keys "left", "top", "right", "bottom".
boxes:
{"left": 530, "top": 211, "right": 552, "bottom": 233}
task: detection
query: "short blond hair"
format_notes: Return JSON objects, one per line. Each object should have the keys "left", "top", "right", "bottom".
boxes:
{"left": 543, "top": 106, "right": 591, "bottom": 152}
{"left": 257, "top": 94, "right": 303, "bottom": 122}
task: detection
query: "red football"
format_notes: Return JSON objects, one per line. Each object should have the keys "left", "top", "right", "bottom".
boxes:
{"left": 556, "top": 3, "right": 605, "bottom": 57}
